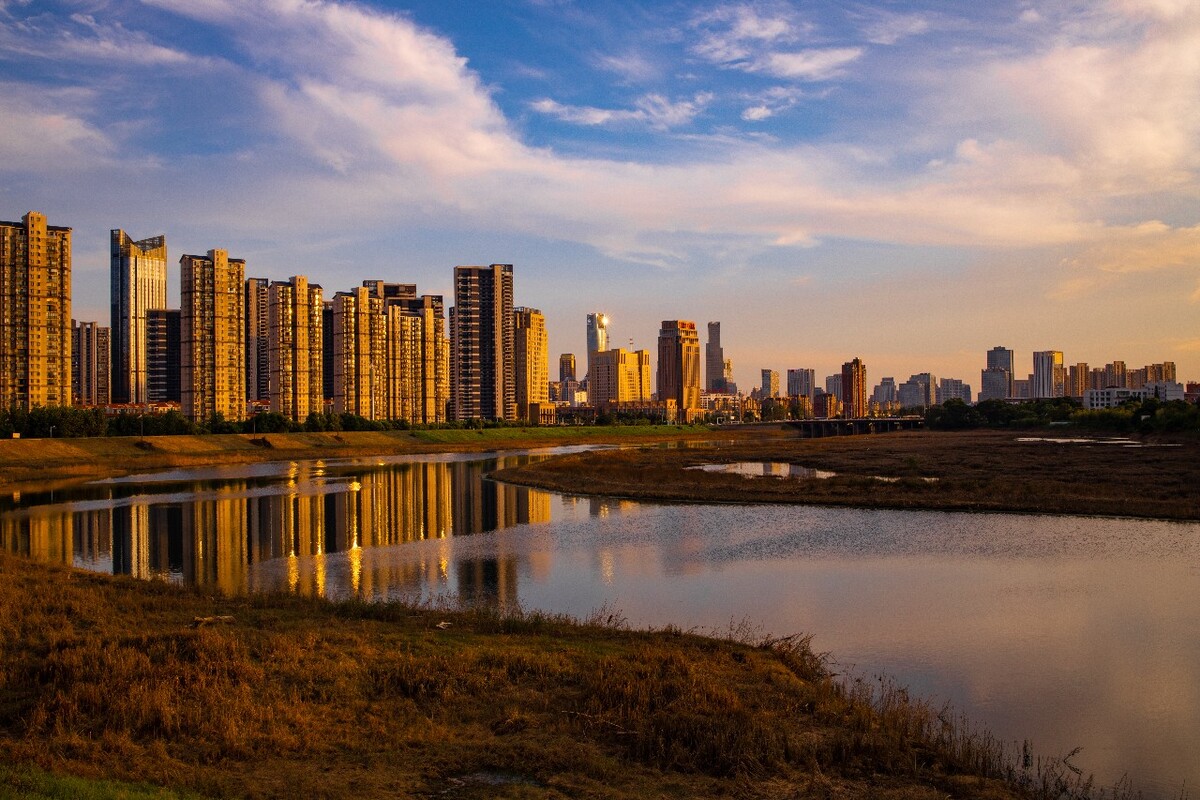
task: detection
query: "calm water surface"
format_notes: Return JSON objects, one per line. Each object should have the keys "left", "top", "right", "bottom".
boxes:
{"left": 3, "top": 447, "right": 1197, "bottom": 797}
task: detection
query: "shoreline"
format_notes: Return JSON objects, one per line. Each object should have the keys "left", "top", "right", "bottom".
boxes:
{"left": 489, "top": 429, "right": 1200, "bottom": 521}
{"left": 0, "top": 552, "right": 1078, "bottom": 799}
{"left": 0, "top": 425, "right": 748, "bottom": 495}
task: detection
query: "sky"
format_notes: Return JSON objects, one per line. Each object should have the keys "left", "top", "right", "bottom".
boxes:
{"left": 2, "top": 0, "right": 1198, "bottom": 391}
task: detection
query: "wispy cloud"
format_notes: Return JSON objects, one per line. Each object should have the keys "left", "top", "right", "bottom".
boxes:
{"left": 859, "top": 11, "right": 931, "bottom": 45}
{"left": 532, "top": 93, "right": 712, "bottom": 130}
{"left": 689, "top": 3, "right": 862, "bottom": 81}
{"left": 0, "top": 11, "right": 199, "bottom": 66}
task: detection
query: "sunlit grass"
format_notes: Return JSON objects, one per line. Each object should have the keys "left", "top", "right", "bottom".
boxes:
{"left": 1, "top": 552, "right": 1147, "bottom": 800}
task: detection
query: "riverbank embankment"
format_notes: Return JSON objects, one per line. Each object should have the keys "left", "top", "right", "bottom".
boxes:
{"left": 0, "top": 425, "right": 751, "bottom": 495}
{"left": 492, "top": 429, "right": 1200, "bottom": 520}
{"left": 0, "top": 552, "right": 1075, "bottom": 799}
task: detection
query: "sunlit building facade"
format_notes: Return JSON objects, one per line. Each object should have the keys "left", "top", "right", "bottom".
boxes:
{"left": 332, "top": 286, "right": 385, "bottom": 418}
{"left": 657, "top": 320, "right": 701, "bottom": 414}
{"left": 514, "top": 307, "right": 549, "bottom": 422}
{"left": 1, "top": 212, "right": 72, "bottom": 410}
{"left": 268, "top": 276, "right": 323, "bottom": 421}
{"left": 841, "top": 357, "right": 867, "bottom": 418}
{"left": 110, "top": 229, "right": 166, "bottom": 405}
{"left": 181, "top": 249, "right": 246, "bottom": 422}
{"left": 591, "top": 348, "right": 651, "bottom": 407}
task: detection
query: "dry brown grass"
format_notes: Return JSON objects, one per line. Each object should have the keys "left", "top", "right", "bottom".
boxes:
{"left": 493, "top": 429, "right": 1200, "bottom": 520}
{"left": 0, "top": 552, "right": 1099, "bottom": 800}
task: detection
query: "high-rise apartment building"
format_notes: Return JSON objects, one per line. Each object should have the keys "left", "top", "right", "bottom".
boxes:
{"left": 585, "top": 311, "right": 609, "bottom": 388}
{"left": 760, "top": 369, "right": 780, "bottom": 398}
{"left": 898, "top": 373, "right": 937, "bottom": 408}
{"left": 656, "top": 320, "right": 701, "bottom": 413}
{"left": 1032, "top": 350, "right": 1065, "bottom": 399}
{"left": 181, "top": 249, "right": 246, "bottom": 422}
{"left": 840, "top": 358, "right": 867, "bottom": 418}
{"left": 591, "top": 348, "right": 652, "bottom": 407}
{"left": 559, "top": 353, "right": 576, "bottom": 383}
{"left": 391, "top": 292, "right": 449, "bottom": 425}
{"left": 787, "top": 368, "right": 816, "bottom": 398}
{"left": 1103, "top": 361, "right": 1127, "bottom": 389}
{"left": 1067, "top": 363, "right": 1089, "bottom": 398}
{"left": 110, "top": 230, "right": 166, "bottom": 405}
{"left": 245, "top": 277, "right": 270, "bottom": 405}
{"left": 72, "top": 320, "right": 110, "bottom": 407}
{"left": 513, "top": 307, "right": 548, "bottom": 422}
{"left": 332, "top": 286, "right": 385, "bottom": 418}
{"left": 980, "top": 345, "right": 1015, "bottom": 401}
{"left": 825, "top": 374, "right": 843, "bottom": 402}
{"left": 872, "top": 376, "right": 896, "bottom": 405}
{"left": 1, "top": 212, "right": 72, "bottom": 410}
{"left": 268, "top": 276, "right": 323, "bottom": 421}
{"left": 451, "top": 264, "right": 515, "bottom": 421}
{"left": 936, "top": 377, "right": 971, "bottom": 404}
{"left": 706, "top": 322, "right": 729, "bottom": 393}
{"left": 147, "top": 309, "right": 181, "bottom": 403}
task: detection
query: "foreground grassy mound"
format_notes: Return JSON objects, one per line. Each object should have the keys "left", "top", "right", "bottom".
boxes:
{"left": 493, "top": 429, "right": 1200, "bottom": 520}
{"left": 0, "top": 554, "right": 1093, "bottom": 800}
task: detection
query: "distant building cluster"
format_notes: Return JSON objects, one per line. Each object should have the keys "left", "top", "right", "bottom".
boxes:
{"left": 3, "top": 210, "right": 1193, "bottom": 427}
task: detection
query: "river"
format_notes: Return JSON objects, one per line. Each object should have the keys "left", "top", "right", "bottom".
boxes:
{"left": 2, "top": 447, "right": 1197, "bottom": 797}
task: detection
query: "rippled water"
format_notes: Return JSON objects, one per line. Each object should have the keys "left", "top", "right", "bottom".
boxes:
{"left": 3, "top": 447, "right": 1197, "bottom": 797}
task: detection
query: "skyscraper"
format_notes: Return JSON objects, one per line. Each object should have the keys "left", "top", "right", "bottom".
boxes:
{"left": 268, "top": 276, "right": 323, "bottom": 421}
{"left": 1, "top": 212, "right": 72, "bottom": 410}
{"left": 110, "top": 229, "right": 166, "bottom": 405}
{"left": 591, "top": 348, "right": 651, "bottom": 407}
{"left": 559, "top": 353, "right": 576, "bottom": 383}
{"left": 787, "top": 368, "right": 816, "bottom": 398}
{"left": 1032, "top": 350, "right": 1065, "bottom": 399}
{"left": 760, "top": 369, "right": 780, "bottom": 398}
{"left": 245, "top": 277, "right": 270, "bottom": 405}
{"left": 332, "top": 286, "right": 384, "bottom": 418}
{"left": 181, "top": 249, "right": 246, "bottom": 422}
{"left": 585, "top": 311, "right": 609, "bottom": 388}
{"left": 72, "top": 320, "right": 110, "bottom": 407}
{"left": 706, "top": 322, "right": 727, "bottom": 392}
{"left": 841, "top": 358, "right": 867, "bottom": 418}
{"left": 451, "top": 264, "right": 515, "bottom": 421}
{"left": 980, "top": 345, "right": 1015, "bottom": 402}
{"left": 514, "top": 307, "right": 549, "bottom": 422}
{"left": 657, "top": 320, "right": 701, "bottom": 414}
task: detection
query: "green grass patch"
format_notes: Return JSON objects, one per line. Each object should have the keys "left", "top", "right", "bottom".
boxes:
{"left": 0, "top": 765, "right": 210, "bottom": 800}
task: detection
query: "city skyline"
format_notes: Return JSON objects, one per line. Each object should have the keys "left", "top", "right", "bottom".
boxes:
{"left": 2, "top": 2, "right": 1198, "bottom": 386}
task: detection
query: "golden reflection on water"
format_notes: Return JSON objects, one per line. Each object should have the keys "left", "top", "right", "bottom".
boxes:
{"left": 0, "top": 457, "right": 552, "bottom": 604}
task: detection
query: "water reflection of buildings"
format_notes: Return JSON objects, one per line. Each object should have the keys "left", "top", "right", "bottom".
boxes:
{"left": 1, "top": 459, "right": 552, "bottom": 605}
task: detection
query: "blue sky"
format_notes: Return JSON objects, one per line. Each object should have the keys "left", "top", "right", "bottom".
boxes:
{"left": 2, "top": 0, "right": 1198, "bottom": 389}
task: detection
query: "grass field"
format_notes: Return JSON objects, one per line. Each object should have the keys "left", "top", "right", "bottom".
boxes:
{"left": 0, "top": 552, "right": 1110, "bottom": 800}
{"left": 492, "top": 428, "right": 1200, "bottom": 520}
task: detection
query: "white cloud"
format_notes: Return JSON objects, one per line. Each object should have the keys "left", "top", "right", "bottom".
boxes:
{"left": 0, "top": 86, "right": 113, "bottom": 166}
{"left": 532, "top": 93, "right": 712, "bottom": 130}
{"left": 595, "top": 52, "right": 658, "bottom": 83}
{"left": 741, "top": 105, "right": 772, "bottom": 121}
{"left": 755, "top": 48, "right": 863, "bottom": 80}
